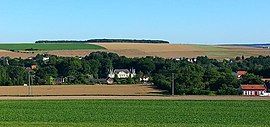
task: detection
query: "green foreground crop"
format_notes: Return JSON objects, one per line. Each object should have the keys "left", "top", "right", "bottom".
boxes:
{"left": 0, "top": 100, "right": 269, "bottom": 127}
{"left": 0, "top": 43, "right": 105, "bottom": 51}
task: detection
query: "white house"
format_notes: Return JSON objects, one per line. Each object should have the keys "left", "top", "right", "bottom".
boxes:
{"left": 140, "top": 76, "right": 150, "bottom": 82}
{"left": 43, "top": 57, "right": 50, "bottom": 61}
{"left": 108, "top": 69, "right": 136, "bottom": 79}
{"left": 241, "top": 84, "right": 267, "bottom": 96}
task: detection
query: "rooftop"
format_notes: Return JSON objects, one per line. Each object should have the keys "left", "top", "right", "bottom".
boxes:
{"left": 241, "top": 84, "right": 266, "bottom": 90}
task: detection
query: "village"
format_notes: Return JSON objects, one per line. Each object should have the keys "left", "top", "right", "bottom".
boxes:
{"left": 1, "top": 53, "right": 269, "bottom": 97}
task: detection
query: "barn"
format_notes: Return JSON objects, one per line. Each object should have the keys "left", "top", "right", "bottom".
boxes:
{"left": 240, "top": 84, "right": 267, "bottom": 96}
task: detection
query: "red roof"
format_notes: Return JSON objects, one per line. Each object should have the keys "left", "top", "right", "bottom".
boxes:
{"left": 241, "top": 84, "right": 266, "bottom": 90}
{"left": 237, "top": 71, "right": 247, "bottom": 76}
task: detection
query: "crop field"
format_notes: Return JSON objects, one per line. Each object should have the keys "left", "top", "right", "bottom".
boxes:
{"left": 0, "top": 43, "right": 106, "bottom": 58}
{"left": 96, "top": 43, "right": 270, "bottom": 59}
{"left": 0, "top": 43, "right": 105, "bottom": 51}
{"left": 0, "top": 100, "right": 269, "bottom": 127}
{"left": 1, "top": 43, "right": 270, "bottom": 59}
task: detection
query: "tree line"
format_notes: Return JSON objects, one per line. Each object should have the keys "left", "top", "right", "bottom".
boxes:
{"left": 0, "top": 52, "right": 268, "bottom": 95}
{"left": 35, "top": 39, "right": 169, "bottom": 44}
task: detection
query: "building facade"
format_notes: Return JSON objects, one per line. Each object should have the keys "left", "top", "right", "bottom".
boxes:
{"left": 241, "top": 84, "right": 267, "bottom": 96}
{"left": 108, "top": 69, "right": 136, "bottom": 79}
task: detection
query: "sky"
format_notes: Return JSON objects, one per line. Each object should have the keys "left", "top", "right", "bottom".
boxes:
{"left": 0, "top": 0, "right": 269, "bottom": 44}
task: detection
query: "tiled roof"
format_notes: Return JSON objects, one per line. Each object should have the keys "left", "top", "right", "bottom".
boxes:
{"left": 114, "top": 69, "right": 130, "bottom": 74}
{"left": 237, "top": 70, "right": 247, "bottom": 76}
{"left": 241, "top": 84, "right": 266, "bottom": 90}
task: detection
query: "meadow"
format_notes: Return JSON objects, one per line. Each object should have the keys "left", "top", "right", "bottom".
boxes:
{"left": 0, "top": 43, "right": 105, "bottom": 51}
{"left": 0, "top": 100, "right": 269, "bottom": 127}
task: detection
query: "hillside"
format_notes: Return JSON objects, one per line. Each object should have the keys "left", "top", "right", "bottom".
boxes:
{"left": 0, "top": 43, "right": 105, "bottom": 51}
{"left": 96, "top": 43, "right": 270, "bottom": 59}
{"left": 1, "top": 43, "right": 270, "bottom": 59}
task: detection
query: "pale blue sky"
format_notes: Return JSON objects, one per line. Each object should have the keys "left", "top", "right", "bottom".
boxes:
{"left": 0, "top": 0, "right": 269, "bottom": 44}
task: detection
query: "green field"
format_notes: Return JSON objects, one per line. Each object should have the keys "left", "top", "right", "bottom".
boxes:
{"left": 0, "top": 100, "right": 269, "bottom": 127}
{"left": 0, "top": 43, "right": 105, "bottom": 51}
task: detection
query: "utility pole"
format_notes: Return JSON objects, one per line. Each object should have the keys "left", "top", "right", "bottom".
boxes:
{"left": 171, "top": 73, "right": 175, "bottom": 96}
{"left": 28, "top": 71, "right": 31, "bottom": 96}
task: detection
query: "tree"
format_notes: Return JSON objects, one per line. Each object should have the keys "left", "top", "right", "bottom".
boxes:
{"left": 138, "top": 57, "right": 155, "bottom": 74}
{"left": 0, "top": 66, "right": 9, "bottom": 85}
{"left": 240, "top": 73, "right": 263, "bottom": 84}
{"left": 7, "top": 66, "right": 27, "bottom": 85}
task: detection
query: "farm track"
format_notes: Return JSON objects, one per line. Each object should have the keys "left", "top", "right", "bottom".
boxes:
{"left": 0, "top": 95, "right": 269, "bottom": 100}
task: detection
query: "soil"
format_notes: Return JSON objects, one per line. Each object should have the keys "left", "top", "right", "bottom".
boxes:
{"left": 0, "top": 84, "right": 164, "bottom": 96}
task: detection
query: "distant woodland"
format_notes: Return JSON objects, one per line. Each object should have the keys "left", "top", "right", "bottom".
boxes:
{"left": 35, "top": 39, "right": 170, "bottom": 44}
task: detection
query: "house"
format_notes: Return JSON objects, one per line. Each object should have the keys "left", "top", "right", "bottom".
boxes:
{"left": 106, "top": 78, "right": 114, "bottom": 84}
{"left": 175, "top": 58, "right": 181, "bottom": 61}
{"left": 140, "top": 76, "right": 150, "bottom": 82}
{"left": 55, "top": 77, "right": 66, "bottom": 84}
{"left": 108, "top": 69, "right": 136, "bottom": 79}
{"left": 262, "top": 78, "right": 270, "bottom": 82}
{"left": 236, "top": 70, "right": 247, "bottom": 78}
{"left": 263, "top": 79, "right": 270, "bottom": 91}
{"left": 93, "top": 78, "right": 114, "bottom": 85}
{"left": 25, "top": 64, "right": 37, "bottom": 72}
{"left": 43, "top": 57, "right": 50, "bottom": 61}
{"left": 187, "top": 58, "right": 197, "bottom": 63}
{"left": 31, "top": 64, "right": 37, "bottom": 70}
{"left": 240, "top": 84, "right": 267, "bottom": 96}
{"left": 0, "top": 57, "right": 9, "bottom": 65}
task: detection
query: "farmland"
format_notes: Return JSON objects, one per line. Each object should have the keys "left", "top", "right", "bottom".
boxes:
{"left": 0, "top": 43, "right": 106, "bottom": 58}
{"left": 0, "top": 100, "right": 269, "bottom": 126}
{"left": 1, "top": 43, "right": 270, "bottom": 59}
{"left": 0, "top": 43, "right": 105, "bottom": 51}
{"left": 96, "top": 43, "right": 270, "bottom": 59}
{"left": 0, "top": 85, "right": 163, "bottom": 96}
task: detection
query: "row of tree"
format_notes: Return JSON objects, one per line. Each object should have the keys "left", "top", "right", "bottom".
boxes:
{"left": 35, "top": 39, "right": 169, "bottom": 44}
{"left": 0, "top": 52, "right": 268, "bottom": 95}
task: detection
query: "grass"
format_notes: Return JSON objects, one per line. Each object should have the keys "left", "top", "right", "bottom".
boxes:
{"left": 0, "top": 100, "right": 269, "bottom": 126}
{"left": 193, "top": 45, "right": 244, "bottom": 59}
{"left": 194, "top": 45, "right": 227, "bottom": 51}
{"left": 0, "top": 43, "right": 106, "bottom": 51}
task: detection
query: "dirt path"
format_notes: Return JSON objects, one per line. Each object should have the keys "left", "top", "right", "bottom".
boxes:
{"left": 0, "top": 95, "right": 269, "bottom": 100}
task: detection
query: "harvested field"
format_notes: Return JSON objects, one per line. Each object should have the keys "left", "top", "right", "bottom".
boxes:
{"left": 0, "top": 50, "right": 36, "bottom": 58}
{"left": 96, "top": 43, "right": 270, "bottom": 59}
{"left": 47, "top": 49, "right": 106, "bottom": 57}
{"left": 2, "top": 43, "right": 270, "bottom": 59}
{"left": 0, "top": 85, "right": 164, "bottom": 96}
{"left": 0, "top": 43, "right": 105, "bottom": 51}
{"left": 0, "top": 43, "right": 106, "bottom": 58}
{"left": 0, "top": 50, "right": 107, "bottom": 58}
